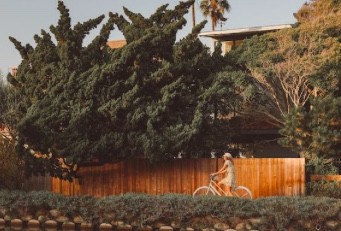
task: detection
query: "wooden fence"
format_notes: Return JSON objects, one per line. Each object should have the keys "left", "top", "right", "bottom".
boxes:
{"left": 310, "top": 175, "right": 341, "bottom": 181}
{"left": 22, "top": 175, "right": 51, "bottom": 191}
{"left": 51, "top": 158, "right": 305, "bottom": 199}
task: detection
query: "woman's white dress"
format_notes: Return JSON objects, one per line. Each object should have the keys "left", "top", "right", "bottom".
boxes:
{"left": 224, "top": 160, "right": 236, "bottom": 188}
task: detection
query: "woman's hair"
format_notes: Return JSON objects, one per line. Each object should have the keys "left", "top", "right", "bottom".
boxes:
{"left": 223, "top": 152, "right": 232, "bottom": 158}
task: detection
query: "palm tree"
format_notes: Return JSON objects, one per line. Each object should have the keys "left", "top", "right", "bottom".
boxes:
{"left": 200, "top": 0, "right": 231, "bottom": 31}
{"left": 192, "top": 1, "right": 196, "bottom": 27}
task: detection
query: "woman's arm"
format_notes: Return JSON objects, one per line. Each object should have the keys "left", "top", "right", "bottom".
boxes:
{"left": 211, "top": 162, "right": 227, "bottom": 176}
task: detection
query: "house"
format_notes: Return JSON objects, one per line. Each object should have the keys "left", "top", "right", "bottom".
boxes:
{"left": 10, "top": 67, "right": 17, "bottom": 77}
{"left": 200, "top": 24, "right": 298, "bottom": 158}
{"left": 229, "top": 117, "right": 299, "bottom": 158}
{"left": 107, "top": 39, "right": 127, "bottom": 49}
{"left": 199, "top": 24, "right": 292, "bottom": 54}
{"left": 0, "top": 123, "right": 12, "bottom": 140}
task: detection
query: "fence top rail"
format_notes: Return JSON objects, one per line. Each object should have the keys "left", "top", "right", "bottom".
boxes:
{"left": 310, "top": 175, "right": 341, "bottom": 181}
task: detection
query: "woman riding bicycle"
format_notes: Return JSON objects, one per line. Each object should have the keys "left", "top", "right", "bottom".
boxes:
{"left": 210, "top": 152, "right": 236, "bottom": 196}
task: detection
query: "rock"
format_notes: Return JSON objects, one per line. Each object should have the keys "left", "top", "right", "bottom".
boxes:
{"left": 0, "top": 218, "right": 5, "bottom": 229}
{"left": 38, "top": 215, "right": 47, "bottom": 223}
{"left": 80, "top": 222, "right": 92, "bottom": 231}
{"left": 62, "top": 221, "right": 75, "bottom": 231}
{"left": 228, "top": 217, "right": 242, "bottom": 226}
{"left": 155, "top": 222, "right": 168, "bottom": 229}
{"left": 49, "top": 209, "right": 61, "bottom": 219}
{"left": 171, "top": 221, "right": 181, "bottom": 229}
{"left": 235, "top": 222, "right": 246, "bottom": 230}
{"left": 214, "top": 222, "right": 229, "bottom": 230}
{"left": 4, "top": 215, "right": 11, "bottom": 221}
{"left": 99, "top": 223, "right": 113, "bottom": 231}
{"left": 117, "top": 224, "right": 132, "bottom": 231}
{"left": 111, "top": 220, "right": 125, "bottom": 227}
{"left": 73, "top": 215, "right": 84, "bottom": 224}
{"left": 297, "top": 220, "right": 312, "bottom": 229}
{"left": 21, "top": 215, "right": 33, "bottom": 222}
{"left": 138, "top": 225, "right": 153, "bottom": 231}
{"left": 338, "top": 211, "right": 341, "bottom": 221}
{"left": 56, "top": 216, "right": 69, "bottom": 223}
{"left": 186, "top": 228, "right": 194, "bottom": 231}
{"left": 45, "top": 219, "right": 57, "bottom": 226}
{"left": 11, "top": 219, "right": 23, "bottom": 230}
{"left": 27, "top": 219, "right": 40, "bottom": 231}
{"left": 325, "top": 220, "right": 339, "bottom": 229}
{"left": 159, "top": 226, "right": 173, "bottom": 231}
{"left": 245, "top": 223, "right": 252, "bottom": 230}
{"left": 248, "top": 218, "right": 261, "bottom": 226}
{"left": 45, "top": 220, "right": 58, "bottom": 231}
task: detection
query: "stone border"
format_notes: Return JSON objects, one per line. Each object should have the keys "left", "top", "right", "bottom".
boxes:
{"left": 1, "top": 216, "right": 341, "bottom": 231}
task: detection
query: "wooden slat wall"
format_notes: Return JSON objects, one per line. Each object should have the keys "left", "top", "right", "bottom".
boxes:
{"left": 51, "top": 158, "right": 305, "bottom": 198}
{"left": 22, "top": 175, "right": 51, "bottom": 191}
{"left": 310, "top": 175, "right": 341, "bottom": 181}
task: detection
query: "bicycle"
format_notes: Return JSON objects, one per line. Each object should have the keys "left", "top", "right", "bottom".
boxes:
{"left": 193, "top": 175, "right": 252, "bottom": 199}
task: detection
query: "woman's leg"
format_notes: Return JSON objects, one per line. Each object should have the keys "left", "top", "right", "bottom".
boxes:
{"left": 226, "top": 186, "right": 233, "bottom": 196}
{"left": 218, "top": 179, "right": 233, "bottom": 196}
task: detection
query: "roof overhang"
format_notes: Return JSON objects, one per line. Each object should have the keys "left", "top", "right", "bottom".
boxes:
{"left": 199, "top": 24, "right": 293, "bottom": 40}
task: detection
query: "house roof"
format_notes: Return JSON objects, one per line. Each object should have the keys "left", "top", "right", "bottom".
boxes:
{"left": 0, "top": 123, "right": 12, "bottom": 140}
{"left": 199, "top": 24, "right": 293, "bottom": 40}
{"left": 107, "top": 39, "right": 127, "bottom": 49}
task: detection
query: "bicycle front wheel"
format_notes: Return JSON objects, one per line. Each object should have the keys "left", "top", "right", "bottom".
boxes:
{"left": 193, "top": 186, "right": 215, "bottom": 196}
{"left": 232, "top": 186, "right": 252, "bottom": 199}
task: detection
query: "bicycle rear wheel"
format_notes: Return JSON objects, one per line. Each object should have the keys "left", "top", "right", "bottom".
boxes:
{"left": 232, "top": 186, "right": 252, "bottom": 199}
{"left": 193, "top": 186, "right": 215, "bottom": 196}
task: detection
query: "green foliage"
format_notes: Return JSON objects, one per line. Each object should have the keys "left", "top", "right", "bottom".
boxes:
{"left": 279, "top": 96, "right": 341, "bottom": 172}
{"left": 308, "top": 180, "right": 341, "bottom": 199}
{"left": 0, "top": 135, "right": 24, "bottom": 190}
{"left": 0, "top": 74, "right": 21, "bottom": 199}
{"left": 0, "top": 190, "right": 97, "bottom": 220}
{"left": 0, "top": 74, "right": 21, "bottom": 131}
{"left": 9, "top": 1, "right": 242, "bottom": 180}
{"left": 254, "top": 196, "right": 341, "bottom": 231}
{"left": 228, "top": 0, "right": 341, "bottom": 125}
{"left": 226, "top": 0, "right": 341, "bottom": 167}
{"left": 7, "top": 0, "right": 116, "bottom": 180}
{"left": 0, "top": 191, "right": 341, "bottom": 230}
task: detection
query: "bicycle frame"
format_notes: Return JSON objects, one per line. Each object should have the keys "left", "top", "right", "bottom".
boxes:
{"left": 193, "top": 175, "right": 252, "bottom": 199}
{"left": 207, "top": 176, "right": 229, "bottom": 196}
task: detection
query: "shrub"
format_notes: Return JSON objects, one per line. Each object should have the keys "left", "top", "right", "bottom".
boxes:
{"left": 308, "top": 180, "right": 341, "bottom": 199}
{"left": 0, "top": 136, "right": 24, "bottom": 190}
{"left": 0, "top": 191, "right": 341, "bottom": 230}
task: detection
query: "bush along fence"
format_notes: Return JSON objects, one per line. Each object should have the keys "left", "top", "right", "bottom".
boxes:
{"left": 308, "top": 175, "right": 341, "bottom": 198}
{"left": 50, "top": 158, "right": 305, "bottom": 198}
{"left": 0, "top": 191, "right": 341, "bottom": 231}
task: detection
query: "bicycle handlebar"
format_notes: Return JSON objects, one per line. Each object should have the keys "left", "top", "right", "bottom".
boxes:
{"left": 209, "top": 174, "right": 218, "bottom": 181}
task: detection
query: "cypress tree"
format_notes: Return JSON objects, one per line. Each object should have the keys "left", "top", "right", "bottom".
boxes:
{"left": 9, "top": 1, "right": 237, "bottom": 180}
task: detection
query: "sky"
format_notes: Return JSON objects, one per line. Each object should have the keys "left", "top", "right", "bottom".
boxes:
{"left": 0, "top": 0, "right": 307, "bottom": 75}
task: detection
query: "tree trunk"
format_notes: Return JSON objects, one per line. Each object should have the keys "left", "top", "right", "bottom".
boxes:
{"left": 192, "top": 1, "right": 196, "bottom": 27}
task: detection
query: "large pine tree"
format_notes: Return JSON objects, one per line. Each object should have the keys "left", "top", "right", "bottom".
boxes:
{"left": 8, "top": 1, "right": 238, "bottom": 180}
